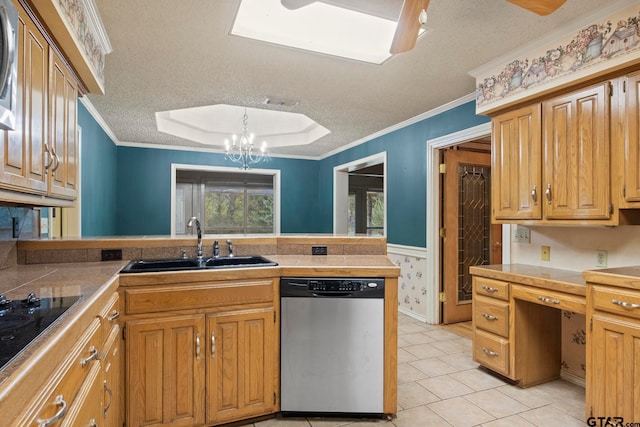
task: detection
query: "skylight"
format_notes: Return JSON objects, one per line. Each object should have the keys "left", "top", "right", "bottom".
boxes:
{"left": 231, "top": 0, "right": 405, "bottom": 64}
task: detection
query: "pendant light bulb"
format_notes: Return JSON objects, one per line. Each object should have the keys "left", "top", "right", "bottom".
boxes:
{"left": 419, "top": 8, "right": 428, "bottom": 25}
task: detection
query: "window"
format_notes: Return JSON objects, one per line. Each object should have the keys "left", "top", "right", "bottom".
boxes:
{"left": 175, "top": 169, "right": 276, "bottom": 235}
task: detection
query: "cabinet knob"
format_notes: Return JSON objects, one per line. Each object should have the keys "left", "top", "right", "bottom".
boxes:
{"left": 545, "top": 184, "right": 552, "bottom": 204}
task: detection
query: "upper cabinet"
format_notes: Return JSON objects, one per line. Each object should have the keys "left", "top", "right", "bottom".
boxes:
{"left": 542, "top": 83, "right": 611, "bottom": 220}
{"left": 491, "top": 74, "right": 640, "bottom": 226}
{"left": 492, "top": 104, "right": 542, "bottom": 221}
{"left": 0, "top": 0, "right": 83, "bottom": 206}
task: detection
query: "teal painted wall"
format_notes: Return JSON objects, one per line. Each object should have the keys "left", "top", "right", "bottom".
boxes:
{"left": 79, "top": 98, "right": 486, "bottom": 244}
{"left": 79, "top": 102, "right": 118, "bottom": 236}
{"left": 318, "top": 101, "right": 489, "bottom": 248}
{"left": 114, "top": 147, "right": 321, "bottom": 235}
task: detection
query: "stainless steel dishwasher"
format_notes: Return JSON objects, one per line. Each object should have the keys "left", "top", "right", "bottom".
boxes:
{"left": 280, "top": 277, "right": 385, "bottom": 416}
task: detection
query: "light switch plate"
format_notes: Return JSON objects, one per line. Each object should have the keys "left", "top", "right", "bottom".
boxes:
{"left": 541, "top": 246, "right": 550, "bottom": 261}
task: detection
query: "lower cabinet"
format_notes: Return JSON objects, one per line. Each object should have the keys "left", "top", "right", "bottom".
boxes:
{"left": 206, "top": 309, "right": 275, "bottom": 425}
{"left": 122, "top": 278, "right": 278, "bottom": 427}
{"left": 588, "top": 284, "right": 640, "bottom": 421}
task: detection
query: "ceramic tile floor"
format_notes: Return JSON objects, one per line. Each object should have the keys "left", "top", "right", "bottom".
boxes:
{"left": 240, "top": 312, "right": 586, "bottom": 427}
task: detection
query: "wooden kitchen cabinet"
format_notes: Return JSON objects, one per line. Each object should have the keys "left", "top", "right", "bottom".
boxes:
{"left": 126, "top": 314, "right": 206, "bottom": 427}
{"left": 491, "top": 81, "right": 622, "bottom": 225}
{"left": 588, "top": 285, "right": 640, "bottom": 421}
{"left": 121, "top": 276, "right": 279, "bottom": 427}
{"left": 472, "top": 276, "right": 511, "bottom": 377}
{"left": 491, "top": 104, "right": 542, "bottom": 220}
{"left": 623, "top": 70, "right": 640, "bottom": 203}
{"left": 206, "top": 308, "right": 275, "bottom": 425}
{"left": 0, "top": 1, "right": 78, "bottom": 205}
{"left": 542, "top": 83, "right": 610, "bottom": 220}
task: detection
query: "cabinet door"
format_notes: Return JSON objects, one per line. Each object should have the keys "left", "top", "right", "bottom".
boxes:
{"left": 543, "top": 83, "right": 610, "bottom": 219}
{"left": 127, "top": 315, "right": 205, "bottom": 427}
{"left": 590, "top": 314, "right": 640, "bottom": 421}
{"left": 625, "top": 71, "right": 640, "bottom": 202}
{"left": 206, "top": 308, "right": 275, "bottom": 425}
{"left": 491, "top": 104, "right": 542, "bottom": 220}
{"left": 48, "top": 49, "right": 78, "bottom": 199}
{"left": 0, "top": 5, "right": 48, "bottom": 194}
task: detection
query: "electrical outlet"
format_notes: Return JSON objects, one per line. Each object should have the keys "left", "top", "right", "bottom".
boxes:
{"left": 596, "top": 250, "right": 608, "bottom": 268}
{"left": 311, "top": 245, "right": 327, "bottom": 255}
{"left": 101, "top": 249, "right": 123, "bottom": 261}
{"left": 541, "top": 245, "right": 550, "bottom": 261}
{"left": 511, "top": 225, "right": 530, "bottom": 243}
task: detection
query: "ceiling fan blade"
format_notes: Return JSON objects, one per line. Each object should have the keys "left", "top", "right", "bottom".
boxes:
{"left": 281, "top": 0, "right": 316, "bottom": 10}
{"left": 390, "top": 0, "right": 428, "bottom": 54}
{"left": 505, "top": 0, "right": 567, "bottom": 16}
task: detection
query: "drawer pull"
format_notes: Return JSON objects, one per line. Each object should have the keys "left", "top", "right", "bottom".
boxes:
{"left": 482, "top": 347, "right": 499, "bottom": 357}
{"left": 545, "top": 184, "right": 552, "bottom": 204}
{"left": 89, "top": 418, "right": 98, "bottom": 427}
{"left": 211, "top": 333, "right": 216, "bottom": 359}
{"left": 80, "top": 346, "right": 99, "bottom": 367}
{"left": 38, "top": 395, "right": 67, "bottom": 427}
{"left": 531, "top": 185, "right": 538, "bottom": 205}
{"left": 537, "top": 296, "right": 560, "bottom": 305}
{"left": 107, "top": 310, "right": 120, "bottom": 321}
{"left": 104, "top": 380, "right": 113, "bottom": 417}
{"left": 482, "top": 286, "right": 499, "bottom": 293}
{"left": 481, "top": 312, "right": 498, "bottom": 321}
{"left": 195, "top": 332, "right": 201, "bottom": 359}
{"left": 611, "top": 299, "right": 640, "bottom": 309}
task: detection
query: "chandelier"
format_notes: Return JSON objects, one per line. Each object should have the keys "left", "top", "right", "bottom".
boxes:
{"left": 224, "top": 109, "right": 268, "bottom": 170}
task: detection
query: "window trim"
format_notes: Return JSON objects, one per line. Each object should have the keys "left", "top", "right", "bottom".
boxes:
{"left": 170, "top": 164, "right": 281, "bottom": 236}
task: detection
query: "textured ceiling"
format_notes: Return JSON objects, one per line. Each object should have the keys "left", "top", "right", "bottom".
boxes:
{"left": 87, "top": 0, "right": 612, "bottom": 158}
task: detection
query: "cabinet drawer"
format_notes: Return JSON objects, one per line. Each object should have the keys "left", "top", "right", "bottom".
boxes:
{"left": 592, "top": 286, "right": 640, "bottom": 320}
{"left": 473, "top": 329, "right": 509, "bottom": 376}
{"left": 99, "top": 291, "right": 120, "bottom": 343}
{"left": 474, "top": 296, "right": 509, "bottom": 338}
{"left": 512, "top": 284, "right": 586, "bottom": 314}
{"left": 124, "top": 280, "right": 274, "bottom": 314}
{"left": 474, "top": 277, "right": 509, "bottom": 301}
{"left": 21, "top": 318, "right": 101, "bottom": 426}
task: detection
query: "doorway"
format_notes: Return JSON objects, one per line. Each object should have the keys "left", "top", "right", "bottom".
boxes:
{"left": 334, "top": 153, "right": 386, "bottom": 236}
{"left": 441, "top": 146, "right": 502, "bottom": 324}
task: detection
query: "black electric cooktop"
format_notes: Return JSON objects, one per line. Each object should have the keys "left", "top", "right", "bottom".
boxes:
{"left": 0, "top": 293, "right": 82, "bottom": 371}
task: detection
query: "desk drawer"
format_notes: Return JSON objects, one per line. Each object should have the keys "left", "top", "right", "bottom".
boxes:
{"left": 474, "top": 296, "right": 509, "bottom": 337}
{"left": 592, "top": 286, "right": 640, "bottom": 320}
{"left": 512, "top": 285, "right": 586, "bottom": 314}
{"left": 473, "top": 329, "right": 509, "bottom": 376}
{"left": 474, "top": 277, "right": 509, "bottom": 301}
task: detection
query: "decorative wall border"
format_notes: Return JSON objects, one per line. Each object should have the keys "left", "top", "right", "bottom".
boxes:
{"left": 471, "top": 0, "right": 640, "bottom": 114}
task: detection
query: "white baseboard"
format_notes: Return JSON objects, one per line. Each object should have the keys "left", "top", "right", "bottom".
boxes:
{"left": 398, "top": 306, "right": 429, "bottom": 323}
{"left": 560, "top": 370, "right": 586, "bottom": 389}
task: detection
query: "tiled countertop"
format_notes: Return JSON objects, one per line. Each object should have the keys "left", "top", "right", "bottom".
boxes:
{"left": 469, "top": 264, "right": 586, "bottom": 296}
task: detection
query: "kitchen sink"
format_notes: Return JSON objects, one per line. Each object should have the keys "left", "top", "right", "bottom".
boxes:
{"left": 205, "top": 255, "right": 277, "bottom": 268}
{"left": 120, "top": 255, "right": 277, "bottom": 273}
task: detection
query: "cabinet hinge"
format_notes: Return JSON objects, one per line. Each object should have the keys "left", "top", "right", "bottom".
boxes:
{"left": 273, "top": 311, "right": 276, "bottom": 323}
{"left": 273, "top": 392, "right": 277, "bottom": 405}
{"left": 623, "top": 79, "right": 627, "bottom": 93}
{"left": 122, "top": 326, "right": 126, "bottom": 341}
{"left": 439, "top": 292, "right": 446, "bottom": 303}
{"left": 439, "top": 163, "right": 446, "bottom": 174}
{"left": 439, "top": 228, "right": 446, "bottom": 238}
{"left": 623, "top": 185, "right": 627, "bottom": 198}
{"left": 609, "top": 203, "right": 614, "bottom": 214}
{"left": 608, "top": 81, "right": 613, "bottom": 96}
{"left": 590, "top": 318, "right": 593, "bottom": 332}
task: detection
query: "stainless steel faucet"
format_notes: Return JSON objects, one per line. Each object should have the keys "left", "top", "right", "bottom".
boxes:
{"left": 187, "top": 217, "right": 203, "bottom": 263}
{"left": 226, "top": 239, "right": 234, "bottom": 257}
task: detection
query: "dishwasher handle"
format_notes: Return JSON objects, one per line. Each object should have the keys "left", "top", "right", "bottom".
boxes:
{"left": 311, "top": 292, "right": 353, "bottom": 298}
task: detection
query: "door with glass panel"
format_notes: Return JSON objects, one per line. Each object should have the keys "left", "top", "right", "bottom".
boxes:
{"left": 442, "top": 149, "right": 502, "bottom": 324}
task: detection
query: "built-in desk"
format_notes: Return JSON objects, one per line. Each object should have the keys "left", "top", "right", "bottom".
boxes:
{"left": 469, "top": 264, "right": 586, "bottom": 388}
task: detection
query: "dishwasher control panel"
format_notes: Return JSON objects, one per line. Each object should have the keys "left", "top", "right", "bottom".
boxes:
{"left": 280, "top": 277, "right": 385, "bottom": 298}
